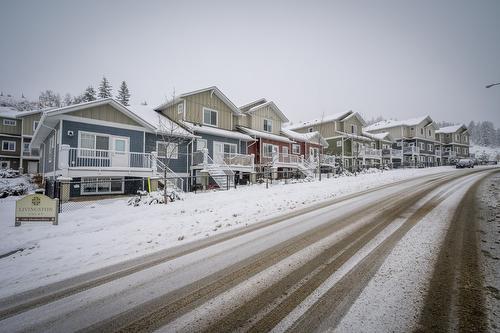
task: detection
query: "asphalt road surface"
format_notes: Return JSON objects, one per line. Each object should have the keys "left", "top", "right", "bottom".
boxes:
{"left": 0, "top": 167, "right": 498, "bottom": 333}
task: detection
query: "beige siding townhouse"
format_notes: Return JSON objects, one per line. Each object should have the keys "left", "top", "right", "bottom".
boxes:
{"left": 435, "top": 124, "right": 470, "bottom": 165}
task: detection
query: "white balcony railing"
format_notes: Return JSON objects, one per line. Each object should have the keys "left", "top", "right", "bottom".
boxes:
{"left": 193, "top": 150, "right": 254, "bottom": 169}
{"left": 262, "top": 153, "right": 300, "bottom": 165}
{"left": 442, "top": 151, "right": 457, "bottom": 158}
{"left": 382, "top": 148, "right": 403, "bottom": 158}
{"left": 403, "top": 146, "right": 420, "bottom": 154}
{"left": 359, "top": 147, "right": 382, "bottom": 158}
{"left": 67, "top": 147, "right": 153, "bottom": 168}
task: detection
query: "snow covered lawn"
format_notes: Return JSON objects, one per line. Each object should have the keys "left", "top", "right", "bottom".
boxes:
{"left": 0, "top": 167, "right": 455, "bottom": 297}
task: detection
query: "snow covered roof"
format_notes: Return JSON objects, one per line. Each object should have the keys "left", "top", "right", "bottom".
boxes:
{"left": 362, "top": 131, "right": 393, "bottom": 142}
{"left": 364, "top": 116, "right": 433, "bottom": 131}
{"left": 238, "top": 126, "right": 294, "bottom": 143}
{"left": 286, "top": 110, "right": 353, "bottom": 130}
{"left": 155, "top": 86, "right": 242, "bottom": 115}
{"left": 239, "top": 98, "right": 267, "bottom": 112}
{"left": 245, "top": 100, "right": 289, "bottom": 122}
{"left": 0, "top": 106, "right": 19, "bottom": 119}
{"left": 281, "top": 128, "right": 328, "bottom": 147}
{"left": 126, "top": 105, "right": 194, "bottom": 138}
{"left": 436, "top": 124, "right": 467, "bottom": 134}
{"left": 332, "top": 131, "right": 374, "bottom": 142}
{"left": 182, "top": 121, "right": 255, "bottom": 141}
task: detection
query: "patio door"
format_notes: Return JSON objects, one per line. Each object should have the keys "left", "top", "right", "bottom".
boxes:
{"left": 111, "top": 136, "right": 129, "bottom": 167}
{"left": 213, "top": 141, "right": 237, "bottom": 164}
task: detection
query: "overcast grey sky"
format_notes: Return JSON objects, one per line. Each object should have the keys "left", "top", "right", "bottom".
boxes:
{"left": 1, "top": 0, "right": 499, "bottom": 126}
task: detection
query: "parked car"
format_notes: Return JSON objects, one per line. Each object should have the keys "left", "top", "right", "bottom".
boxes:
{"left": 456, "top": 159, "right": 474, "bottom": 168}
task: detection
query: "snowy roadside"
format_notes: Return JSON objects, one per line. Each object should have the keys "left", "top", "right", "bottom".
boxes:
{"left": 0, "top": 166, "right": 465, "bottom": 297}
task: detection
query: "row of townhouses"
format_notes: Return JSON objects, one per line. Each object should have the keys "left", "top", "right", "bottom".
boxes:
{"left": 0, "top": 86, "right": 470, "bottom": 199}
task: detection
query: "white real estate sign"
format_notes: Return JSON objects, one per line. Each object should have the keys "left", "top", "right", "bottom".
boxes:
{"left": 15, "top": 194, "right": 59, "bottom": 226}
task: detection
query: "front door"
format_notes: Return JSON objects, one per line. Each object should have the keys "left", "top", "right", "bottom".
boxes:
{"left": 213, "top": 141, "right": 224, "bottom": 164}
{"left": 111, "top": 137, "right": 129, "bottom": 167}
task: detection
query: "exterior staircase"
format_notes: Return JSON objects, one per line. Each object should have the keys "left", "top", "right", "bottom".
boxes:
{"left": 297, "top": 156, "right": 317, "bottom": 179}
{"left": 198, "top": 149, "right": 235, "bottom": 189}
{"left": 149, "top": 152, "right": 185, "bottom": 196}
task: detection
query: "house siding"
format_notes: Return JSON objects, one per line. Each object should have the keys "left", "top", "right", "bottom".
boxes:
{"left": 61, "top": 120, "right": 145, "bottom": 153}
{"left": 144, "top": 132, "right": 190, "bottom": 174}
{"left": 194, "top": 132, "right": 244, "bottom": 158}
{"left": 0, "top": 116, "right": 22, "bottom": 135}
{"left": 249, "top": 105, "right": 283, "bottom": 135}
{"left": 1, "top": 134, "right": 21, "bottom": 157}
{"left": 21, "top": 113, "right": 42, "bottom": 136}
{"left": 67, "top": 104, "right": 142, "bottom": 127}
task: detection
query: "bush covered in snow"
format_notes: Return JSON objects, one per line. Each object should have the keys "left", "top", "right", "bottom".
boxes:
{"left": 127, "top": 190, "right": 184, "bottom": 206}
{"left": 0, "top": 169, "right": 19, "bottom": 178}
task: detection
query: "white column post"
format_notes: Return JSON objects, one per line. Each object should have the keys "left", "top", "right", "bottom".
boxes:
{"left": 151, "top": 151, "right": 158, "bottom": 171}
{"left": 59, "top": 144, "right": 70, "bottom": 177}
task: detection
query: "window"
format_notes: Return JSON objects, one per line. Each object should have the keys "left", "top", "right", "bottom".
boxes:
{"left": 196, "top": 139, "right": 207, "bottom": 151}
{"left": 23, "top": 142, "right": 30, "bottom": 153}
{"left": 419, "top": 142, "right": 425, "bottom": 150}
{"left": 157, "top": 142, "right": 179, "bottom": 159}
{"left": 203, "top": 107, "right": 218, "bottom": 126}
{"left": 78, "top": 132, "right": 109, "bottom": 157}
{"left": 420, "top": 128, "right": 424, "bottom": 135}
{"left": 427, "top": 144, "right": 433, "bottom": 151}
{"left": 455, "top": 134, "right": 459, "bottom": 141}
{"left": 177, "top": 103, "right": 184, "bottom": 114}
{"left": 428, "top": 129, "right": 431, "bottom": 136}
{"left": 465, "top": 136, "right": 468, "bottom": 143}
{"left": 397, "top": 141, "right": 402, "bottom": 147}
{"left": 3, "top": 119, "right": 16, "bottom": 126}
{"left": 33, "top": 121, "right": 39, "bottom": 132}
{"left": 292, "top": 144, "right": 300, "bottom": 154}
{"left": 351, "top": 124, "right": 357, "bottom": 134}
{"left": 336, "top": 141, "right": 342, "bottom": 147}
{"left": 81, "top": 177, "right": 123, "bottom": 195}
{"left": 263, "top": 119, "right": 273, "bottom": 132}
{"left": 2, "top": 140, "right": 16, "bottom": 151}
{"left": 282, "top": 146, "right": 289, "bottom": 155}
{"left": 308, "top": 127, "right": 314, "bottom": 133}
{"left": 263, "top": 143, "right": 277, "bottom": 157}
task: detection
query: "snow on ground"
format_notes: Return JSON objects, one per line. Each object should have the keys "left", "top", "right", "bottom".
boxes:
{"left": 334, "top": 170, "right": 487, "bottom": 332}
{"left": 0, "top": 166, "right": 458, "bottom": 297}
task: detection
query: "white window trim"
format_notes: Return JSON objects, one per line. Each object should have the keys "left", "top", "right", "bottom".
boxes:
{"left": 2, "top": 140, "right": 16, "bottom": 152}
{"left": 202, "top": 107, "right": 218, "bottom": 127}
{"left": 3, "top": 119, "right": 16, "bottom": 126}
{"left": 308, "top": 127, "right": 314, "bottom": 133}
{"left": 263, "top": 143, "right": 278, "bottom": 157}
{"left": 80, "top": 177, "right": 124, "bottom": 195}
{"left": 336, "top": 141, "right": 342, "bottom": 147}
{"left": 33, "top": 121, "right": 39, "bottom": 132}
{"left": 77, "top": 131, "right": 113, "bottom": 158}
{"left": 156, "top": 141, "right": 179, "bottom": 159}
{"left": 351, "top": 124, "right": 357, "bottom": 135}
{"left": 177, "top": 103, "right": 184, "bottom": 114}
{"left": 263, "top": 118, "right": 273, "bottom": 133}
{"left": 282, "top": 146, "right": 289, "bottom": 155}
{"left": 196, "top": 138, "right": 207, "bottom": 151}
{"left": 23, "top": 142, "right": 30, "bottom": 152}
{"left": 292, "top": 144, "right": 300, "bottom": 154}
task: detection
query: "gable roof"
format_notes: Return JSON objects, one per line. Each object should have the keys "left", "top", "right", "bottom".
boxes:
{"left": 126, "top": 105, "right": 194, "bottom": 137}
{"left": 155, "top": 86, "right": 242, "bottom": 115}
{"left": 436, "top": 124, "right": 467, "bottom": 134}
{"left": 238, "top": 126, "right": 294, "bottom": 143}
{"left": 239, "top": 98, "right": 267, "bottom": 112}
{"left": 342, "top": 111, "right": 367, "bottom": 126}
{"left": 286, "top": 110, "right": 353, "bottom": 130}
{"left": 362, "top": 131, "right": 394, "bottom": 142}
{"left": 364, "top": 115, "right": 433, "bottom": 131}
{"left": 183, "top": 121, "right": 255, "bottom": 141}
{"left": 31, "top": 99, "right": 161, "bottom": 148}
{"left": 245, "top": 100, "right": 289, "bottom": 122}
{"left": 281, "top": 128, "right": 328, "bottom": 147}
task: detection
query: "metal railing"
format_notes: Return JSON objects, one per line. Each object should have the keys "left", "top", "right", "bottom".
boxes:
{"left": 148, "top": 152, "right": 184, "bottom": 191}
{"left": 382, "top": 148, "right": 403, "bottom": 158}
{"left": 403, "top": 146, "right": 420, "bottom": 154}
{"left": 262, "top": 153, "right": 300, "bottom": 165}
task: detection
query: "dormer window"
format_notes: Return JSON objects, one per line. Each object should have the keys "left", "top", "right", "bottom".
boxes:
{"left": 351, "top": 125, "right": 357, "bottom": 135}
{"left": 177, "top": 103, "right": 184, "bottom": 114}
{"left": 420, "top": 128, "right": 424, "bottom": 135}
{"left": 3, "top": 119, "right": 16, "bottom": 126}
{"left": 203, "top": 107, "right": 218, "bottom": 127}
{"left": 263, "top": 119, "right": 273, "bottom": 132}
{"left": 428, "top": 129, "right": 431, "bottom": 136}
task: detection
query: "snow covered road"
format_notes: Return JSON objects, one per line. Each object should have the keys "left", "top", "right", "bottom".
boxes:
{"left": 0, "top": 167, "right": 497, "bottom": 332}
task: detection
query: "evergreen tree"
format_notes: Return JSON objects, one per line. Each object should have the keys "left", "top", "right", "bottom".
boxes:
{"left": 73, "top": 94, "right": 85, "bottom": 104}
{"left": 98, "top": 76, "right": 112, "bottom": 99}
{"left": 116, "top": 81, "right": 130, "bottom": 106}
{"left": 83, "top": 86, "right": 97, "bottom": 102}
